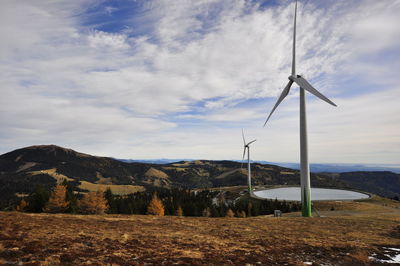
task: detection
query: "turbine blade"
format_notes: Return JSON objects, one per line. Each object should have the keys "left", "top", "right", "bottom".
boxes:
{"left": 242, "top": 128, "right": 246, "bottom": 146}
{"left": 293, "top": 76, "right": 337, "bottom": 106}
{"left": 292, "top": 0, "right": 298, "bottom": 76}
{"left": 263, "top": 80, "right": 294, "bottom": 126}
{"left": 247, "top": 139, "right": 256, "bottom": 146}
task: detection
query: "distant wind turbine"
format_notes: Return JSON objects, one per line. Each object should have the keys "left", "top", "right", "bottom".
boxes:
{"left": 263, "top": 0, "right": 337, "bottom": 217}
{"left": 242, "top": 129, "right": 256, "bottom": 195}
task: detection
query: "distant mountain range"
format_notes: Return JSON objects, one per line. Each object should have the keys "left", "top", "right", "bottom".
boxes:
{"left": 263, "top": 162, "right": 400, "bottom": 174}
{"left": 0, "top": 145, "right": 399, "bottom": 209}
{"left": 120, "top": 159, "right": 400, "bottom": 174}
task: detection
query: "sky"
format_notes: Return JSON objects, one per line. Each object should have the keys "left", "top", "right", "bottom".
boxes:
{"left": 0, "top": 0, "right": 399, "bottom": 164}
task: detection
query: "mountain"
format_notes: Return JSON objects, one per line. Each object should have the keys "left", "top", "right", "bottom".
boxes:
{"left": 0, "top": 145, "right": 350, "bottom": 207}
{"left": 118, "top": 159, "right": 188, "bottom": 164}
{"left": 119, "top": 159, "right": 400, "bottom": 174}
{"left": 335, "top": 171, "right": 400, "bottom": 198}
{"left": 1, "top": 145, "right": 399, "bottom": 209}
{"left": 265, "top": 162, "right": 400, "bottom": 174}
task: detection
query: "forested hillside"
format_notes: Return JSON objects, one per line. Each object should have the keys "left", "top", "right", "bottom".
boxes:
{"left": 1, "top": 145, "right": 399, "bottom": 209}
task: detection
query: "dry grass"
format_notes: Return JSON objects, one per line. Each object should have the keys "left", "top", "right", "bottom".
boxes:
{"left": 95, "top": 172, "right": 114, "bottom": 185}
{"left": 313, "top": 196, "right": 400, "bottom": 216}
{"left": 256, "top": 165, "right": 274, "bottom": 170}
{"left": 172, "top": 162, "right": 192, "bottom": 167}
{"left": 14, "top": 193, "right": 29, "bottom": 198}
{"left": 0, "top": 200, "right": 399, "bottom": 265}
{"left": 280, "top": 171, "right": 296, "bottom": 175}
{"left": 214, "top": 169, "right": 242, "bottom": 179}
{"left": 192, "top": 168, "right": 210, "bottom": 177}
{"left": 144, "top": 167, "right": 169, "bottom": 179}
{"left": 162, "top": 166, "right": 186, "bottom": 172}
{"left": 362, "top": 195, "right": 400, "bottom": 208}
{"left": 28, "top": 168, "right": 74, "bottom": 183}
{"left": 78, "top": 181, "right": 145, "bottom": 195}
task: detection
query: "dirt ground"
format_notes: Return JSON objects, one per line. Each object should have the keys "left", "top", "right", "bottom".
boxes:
{"left": 0, "top": 200, "right": 399, "bottom": 265}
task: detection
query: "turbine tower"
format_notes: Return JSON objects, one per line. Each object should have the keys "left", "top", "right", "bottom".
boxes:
{"left": 263, "top": 0, "right": 337, "bottom": 217}
{"left": 242, "top": 129, "right": 256, "bottom": 195}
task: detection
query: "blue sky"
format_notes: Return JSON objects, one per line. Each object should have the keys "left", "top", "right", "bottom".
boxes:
{"left": 0, "top": 0, "right": 399, "bottom": 164}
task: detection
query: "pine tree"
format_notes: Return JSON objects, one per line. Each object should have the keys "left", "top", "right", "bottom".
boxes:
{"left": 27, "top": 186, "right": 50, "bottom": 213}
{"left": 104, "top": 187, "right": 117, "bottom": 214}
{"left": 62, "top": 179, "right": 78, "bottom": 213}
{"left": 16, "top": 199, "right": 28, "bottom": 212}
{"left": 45, "top": 184, "right": 69, "bottom": 213}
{"left": 78, "top": 191, "right": 109, "bottom": 214}
{"left": 147, "top": 194, "right": 164, "bottom": 216}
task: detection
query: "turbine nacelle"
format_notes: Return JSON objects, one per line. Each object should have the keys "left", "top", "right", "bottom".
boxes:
{"left": 242, "top": 140, "right": 256, "bottom": 161}
{"left": 241, "top": 129, "right": 256, "bottom": 164}
{"left": 244, "top": 139, "right": 257, "bottom": 148}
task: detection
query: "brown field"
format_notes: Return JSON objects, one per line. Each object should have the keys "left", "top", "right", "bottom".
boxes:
{"left": 0, "top": 200, "right": 399, "bottom": 265}
{"left": 78, "top": 181, "right": 145, "bottom": 195}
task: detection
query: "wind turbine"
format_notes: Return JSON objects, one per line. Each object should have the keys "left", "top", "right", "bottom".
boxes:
{"left": 242, "top": 129, "right": 256, "bottom": 195}
{"left": 263, "top": 0, "right": 337, "bottom": 217}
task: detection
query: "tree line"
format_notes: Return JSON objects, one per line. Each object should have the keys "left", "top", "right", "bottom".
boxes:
{"left": 15, "top": 181, "right": 301, "bottom": 217}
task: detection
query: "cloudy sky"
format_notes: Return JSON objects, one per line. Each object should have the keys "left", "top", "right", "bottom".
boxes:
{"left": 1, "top": 0, "right": 399, "bottom": 164}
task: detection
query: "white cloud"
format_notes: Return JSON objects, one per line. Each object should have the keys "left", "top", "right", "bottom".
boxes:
{"left": 88, "top": 30, "right": 129, "bottom": 49}
{"left": 348, "top": 1, "right": 400, "bottom": 54}
{"left": 0, "top": 0, "right": 399, "bottom": 164}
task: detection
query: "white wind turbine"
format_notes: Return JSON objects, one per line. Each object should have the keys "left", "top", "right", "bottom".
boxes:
{"left": 263, "top": 0, "right": 337, "bottom": 217}
{"left": 242, "top": 129, "right": 256, "bottom": 195}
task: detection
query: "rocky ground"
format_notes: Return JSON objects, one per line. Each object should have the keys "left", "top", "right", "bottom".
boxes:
{"left": 0, "top": 200, "right": 399, "bottom": 265}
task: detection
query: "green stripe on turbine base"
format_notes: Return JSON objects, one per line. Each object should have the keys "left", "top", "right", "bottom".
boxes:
{"left": 302, "top": 189, "right": 312, "bottom": 217}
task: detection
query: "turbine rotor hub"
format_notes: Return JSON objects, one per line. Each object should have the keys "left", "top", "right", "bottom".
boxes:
{"left": 288, "top": 74, "right": 301, "bottom": 81}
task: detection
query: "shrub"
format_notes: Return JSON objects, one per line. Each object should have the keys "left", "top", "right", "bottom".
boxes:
{"left": 237, "top": 210, "right": 246, "bottom": 218}
{"left": 202, "top": 207, "right": 211, "bottom": 217}
{"left": 225, "top": 208, "right": 235, "bottom": 218}
{"left": 176, "top": 206, "right": 184, "bottom": 216}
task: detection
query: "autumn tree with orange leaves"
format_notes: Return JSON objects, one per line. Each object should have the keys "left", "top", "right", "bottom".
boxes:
{"left": 45, "top": 184, "right": 69, "bottom": 213}
{"left": 147, "top": 194, "right": 164, "bottom": 216}
{"left": 16, "top": 199, "right": 28, "bottom": 212}
{"left": 78, "top": 191, "right": 109, "bottom": 214}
